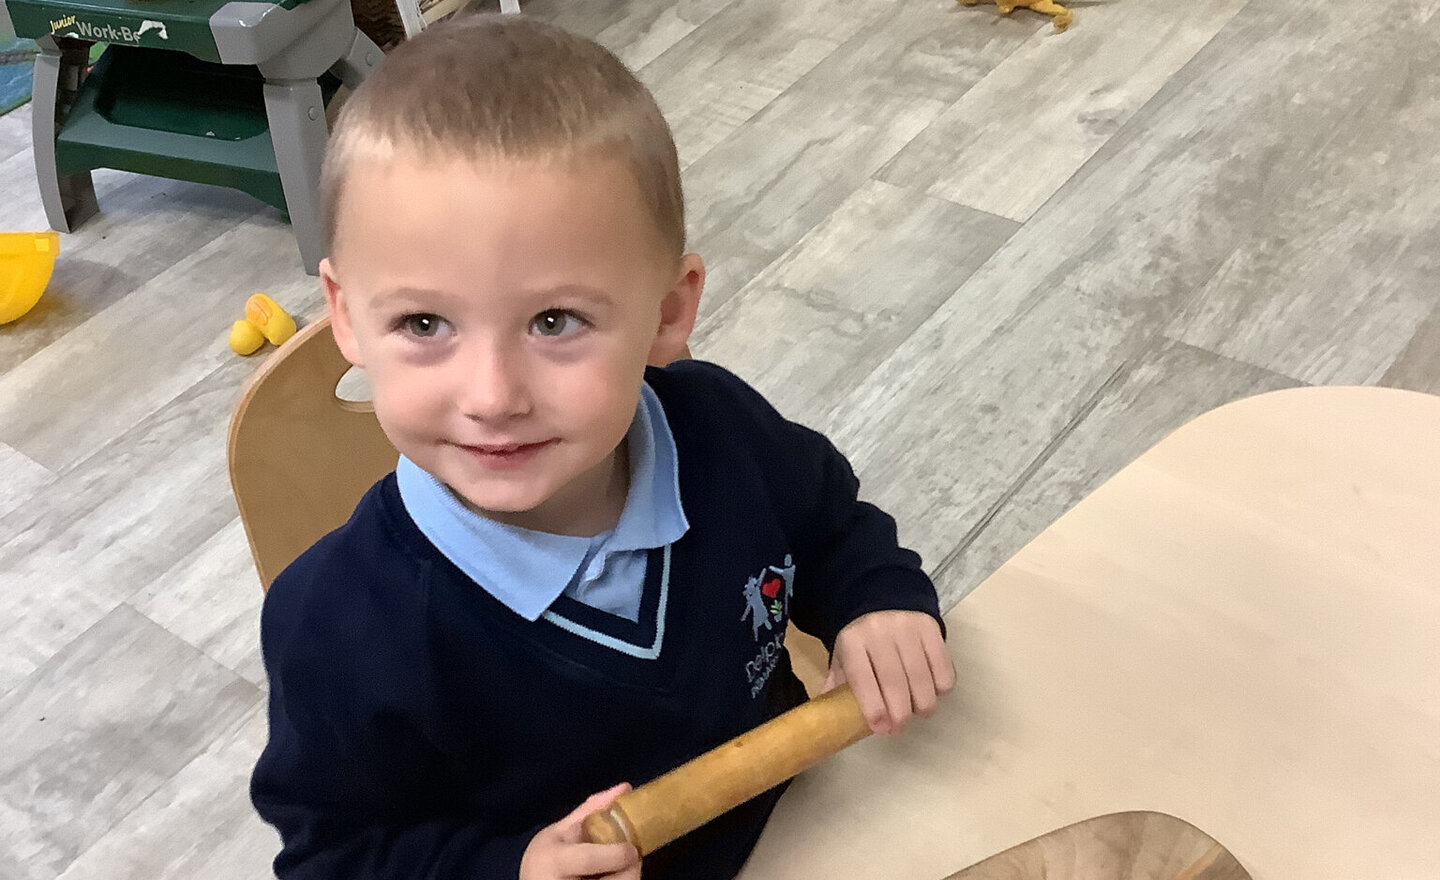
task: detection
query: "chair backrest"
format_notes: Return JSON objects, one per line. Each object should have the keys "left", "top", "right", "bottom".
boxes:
{"left": 228, "top": 316, "right": 399, "bottom": 590}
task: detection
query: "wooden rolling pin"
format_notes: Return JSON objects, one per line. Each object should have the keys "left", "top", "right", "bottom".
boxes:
{"left": 582, "top": 684, "right": 871, "bottom": 855}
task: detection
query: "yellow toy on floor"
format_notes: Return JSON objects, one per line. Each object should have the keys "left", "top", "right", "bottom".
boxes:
{"left": 0, "top": 232, "right": 61, "bottom": 325}
{"left": 962, "top": 0, "right": 1072, "bottom": 32}
{"left": 230, "top": 293, "right": 298, "bottom": 355}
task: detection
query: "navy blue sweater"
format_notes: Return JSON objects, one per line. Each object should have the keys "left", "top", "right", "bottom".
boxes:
{"left": 251, "top": 360, "right": 942, "bottom": 880}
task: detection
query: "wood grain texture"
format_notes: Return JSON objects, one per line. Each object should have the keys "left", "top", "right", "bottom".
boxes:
{"left": 228, "top": 318, "right": 400, "bottom": 589}
{"left": 585, "top": 685, "right": 870, "bottom": 855}
{"left": 801, "top": 0, "right": 1440, "bottom": 594}
{"left": 938, "top": 0, "right": 1436, "bottom": 337}
{"left": 0, "top": 605, "right": 260, "bottom": 880}
{"left": 691, "top": 180, "right": 1018, "bottom": 423}
{"left": 0, "top": 105, "right": 31, "bottom": 165}
{"left": 644, "top": 0, "right": 890, "bottom": 171}
{"left": 742, "top": 387, "right": 1440, "bottom": 880}
{"left": 53, "top": 705, "right": 278, "bottom": 880}
{"left": 932, "top": 337, "right": 1300, "bottom": 600}
{"left": 0, "top": 150, "right": 109, "bottom": 238}
{"left": 0, "top": 441, "right": 51, "bottom": 520}
{"left": 682, "top": 0, "right": 1029, "bottom": 311}
{"left": 820, "top": 291, "right": 1146, "bottom": 591}
{"left": 0, "top": 175, "right": 264, "bottom": 375}
{"left": 943, "top": 812, "right": 1250, "bottom": 880}
{"left": 1165, "top": 9, "right": 1440, "bottom": 385}
{"left": 0, "top": 222, "right": 315, "bottom": 472}
{"left": 1381, "top": 302, "right": 1440, "bottom": 395}
{"left": 0, "top": 358, "right": 252, "bottom": 693}
{"left": 880, "top": 0, "right": 1250, "bottom": 221}
{"left": 127, "top": 518, "right": 266, "bottom": 686}
{"left": 514, "top": 0, "right": 738, "bottom": 70}
{"left": 600, "top": 0, "right": 739, "bottom": 69}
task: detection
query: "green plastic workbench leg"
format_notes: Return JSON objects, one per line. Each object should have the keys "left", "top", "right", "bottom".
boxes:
{"left": 263, "top": 79, "right": 326, "bottom": 274}
{"left": 32, "top": 36, "right": 99, "bottom": 232}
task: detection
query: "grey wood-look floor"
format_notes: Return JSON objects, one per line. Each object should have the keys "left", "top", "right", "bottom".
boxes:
{"left": 3, "top": 0, "right": 1439, "bottom": 876}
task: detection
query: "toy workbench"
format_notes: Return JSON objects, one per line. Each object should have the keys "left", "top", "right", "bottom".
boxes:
{"left": 0, "top": 0, "right": 382, "bottom": 273}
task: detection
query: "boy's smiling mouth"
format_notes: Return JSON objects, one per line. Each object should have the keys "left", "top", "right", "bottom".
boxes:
{"left": 455, "top": 438, "right": 558, "bottom": 469}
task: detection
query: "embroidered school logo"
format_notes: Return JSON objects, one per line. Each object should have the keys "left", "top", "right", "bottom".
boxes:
{"left": 742, "top": 555, "right": 794, "bottom": 699}
{"left": 740, "top": 555, "right": 794, "bottom": 640}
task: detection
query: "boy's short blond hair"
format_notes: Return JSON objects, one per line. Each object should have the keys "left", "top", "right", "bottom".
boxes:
{"left": 321, "top": 15, "right": 684, "bottom": 260}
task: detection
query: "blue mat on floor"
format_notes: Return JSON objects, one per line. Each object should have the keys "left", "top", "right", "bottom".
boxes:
{"left": 1, "top": 37, "right": 39, "bottom": 116}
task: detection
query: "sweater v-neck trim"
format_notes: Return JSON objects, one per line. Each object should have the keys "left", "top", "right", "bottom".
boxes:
{"left": 377, "top": 474, "right": 676, "bottom": 665}
{"left": 542, "top": 545, "right": 670, "bottom": 659}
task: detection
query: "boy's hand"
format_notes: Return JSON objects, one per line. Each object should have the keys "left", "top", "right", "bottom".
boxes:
{"left": 520, "top": 783, "right": 641, "bottom": 880}
{"left": 824, "top": 610, "right": 955, "bottom": 736}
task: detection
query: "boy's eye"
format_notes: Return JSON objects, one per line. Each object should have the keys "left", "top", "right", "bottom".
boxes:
{"left": 399, "top": 314, "right": 447, "bottom": 338}
{"left": 531, "top": 310, "right": 586, "bottom": 338}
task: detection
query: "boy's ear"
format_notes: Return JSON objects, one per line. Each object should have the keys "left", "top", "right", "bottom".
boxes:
{"left": 648, "top": 253, "right": 705, "bottom": 366}
{"left": 321, "top": 258, "right": 365, "bottom": 368}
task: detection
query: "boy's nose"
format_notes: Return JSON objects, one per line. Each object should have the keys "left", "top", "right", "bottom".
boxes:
{"left": 458, "top": 344, "right": 532, "bottom": 422}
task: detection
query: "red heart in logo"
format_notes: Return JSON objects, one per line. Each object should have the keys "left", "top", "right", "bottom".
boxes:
{"left": 760, "top": 574, "right": 782, "bottom": 599}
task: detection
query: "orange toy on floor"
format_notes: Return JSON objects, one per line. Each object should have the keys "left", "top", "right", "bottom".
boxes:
{"left": 963, "top": 0, "right": 1072, "bottom": 32}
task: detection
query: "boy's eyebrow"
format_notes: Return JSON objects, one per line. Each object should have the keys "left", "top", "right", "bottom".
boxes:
{"left": 369, "top": 284, "right": 619, "bottom": 306}
{"left": 519, "top": 284, "right": 618, "bottom": 305}
{"left": 369, "top": 286, "right": 451, "bottom": 305}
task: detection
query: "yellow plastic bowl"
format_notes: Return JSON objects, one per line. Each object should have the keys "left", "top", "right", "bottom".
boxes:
{"left": 0, "top": 232, "right": 61, "bottom": 325}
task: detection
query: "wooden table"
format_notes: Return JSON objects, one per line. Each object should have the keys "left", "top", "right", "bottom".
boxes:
{"left": 744, "top": 387, "right": 1440, "bottom": 880}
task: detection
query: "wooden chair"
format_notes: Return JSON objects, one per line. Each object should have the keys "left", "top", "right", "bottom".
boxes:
{"left": 228, "top": 316, "right": 399, "bottom": 590}
{"left": 944, "top": 812, "right": 1249, "bottom": 880}
{"left": 226, "top": 316, "right": 831, "bottom": 686}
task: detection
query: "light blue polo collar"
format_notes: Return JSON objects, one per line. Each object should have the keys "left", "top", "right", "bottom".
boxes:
{"left": 396, "top": 382, "right": 688, "bottom": 621}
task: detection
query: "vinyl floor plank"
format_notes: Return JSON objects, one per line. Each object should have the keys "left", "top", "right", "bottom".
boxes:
{"left": 821, "top": 292, "right": 1146, "bottom": 606}
{"left": 0, "top": 173, "right": 266, "bottom": 376}
{"left": 639, "top": 0, "right": 892, "bottom": 172}
{"left": 692, "top": 179, "right": 1018, "bottom": 425}
{"left": 684, "top": 0, "right": 1031, "bottom": 312}
{"left": 0, "top": 104, "right": 30, "bottom": 165}
{"left": 0, "top": 441, "right": 51, "bottom": 521}
{"left": 879, "top": 0, "right": 1250, "bottom": 221}
{"left": 0, "top": 357, "right": 257, "bottom": 694}
{"left": 930, "top": 0, "right": 1437, "bottom": 344}
{"left": 1380, "top": 302, "right": 1440, "bottom": 395}
{"left": 0, "top": 605, "right": 260, "bottom": 880}
{"left": 128, "top": 517, "right": 267, "bottom": 687}
{"left": 1166, "top": 13, "right": 1440, "bottom": 385}
{"left": 55, "top": 705, "right": 278, "bottom": 880}
{"left": 517, "top": 0, "right": 740, "bottom": 70}
{"left": 0, "top": 220, "right": 316, "bottom": 472}
{"left": 932, "top": 337, "right": 1302, "bottom": 602}
{"left": 0, "top": 145, "right": 50, "bottom": 233}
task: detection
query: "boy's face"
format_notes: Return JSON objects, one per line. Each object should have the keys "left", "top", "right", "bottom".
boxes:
{"left": 322, "top": 148, "right": 703, "bottom": 535}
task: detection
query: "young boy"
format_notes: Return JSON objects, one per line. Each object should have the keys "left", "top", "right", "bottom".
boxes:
{"left": 251, "top": 14, "right": 953, "bottom": 880}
